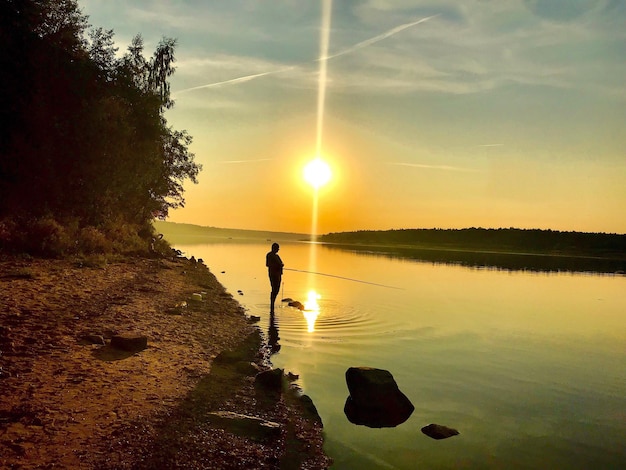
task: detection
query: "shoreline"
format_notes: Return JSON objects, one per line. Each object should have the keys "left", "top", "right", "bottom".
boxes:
{"left": 0, "top": 254, "right": 331, "bottom": 469}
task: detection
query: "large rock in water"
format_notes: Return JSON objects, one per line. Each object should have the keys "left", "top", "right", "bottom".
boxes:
{"left": 344, "top": 367, "right": 414, "bottom": 428}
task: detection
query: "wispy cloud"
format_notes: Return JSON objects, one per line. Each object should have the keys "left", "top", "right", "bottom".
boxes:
{"left": 217, "top": 159, "right": 272, "bottom": 164}
{"left": 326, "top": 1, "right": 625, "bottom": 96}
{"left": 174, "top": 15, "right": 437, "bottom": 95}
{"left": 389, "top": 162, "right": 480, "bottom": 173}
{"left": 478, "top": 143, "right": 504, "bottom": 147}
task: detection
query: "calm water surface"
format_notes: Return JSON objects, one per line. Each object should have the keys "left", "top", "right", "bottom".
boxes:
{"left": 176, "top": 240, "right": 626, "bottom": 469}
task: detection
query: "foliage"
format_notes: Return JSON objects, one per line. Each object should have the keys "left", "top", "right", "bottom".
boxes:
{"left": 0, "top": 0, "right": 200, "bottom": 254}
{"left": 0, "top": 215, "right": 161, "bottom": 258}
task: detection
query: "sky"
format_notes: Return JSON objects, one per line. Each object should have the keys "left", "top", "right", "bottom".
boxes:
{"left": 78, "top": 0, "right": 626, "bottom": 235}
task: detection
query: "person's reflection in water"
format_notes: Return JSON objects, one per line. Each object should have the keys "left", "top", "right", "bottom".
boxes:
{"left": 268, "top": 311, "right": 281, "bottom": 353}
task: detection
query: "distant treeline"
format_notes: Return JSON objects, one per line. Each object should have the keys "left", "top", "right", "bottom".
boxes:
{"left": 319, "top": 228, "right": 626, "bottom": 259}
{"left": 0, "top": 1, "right": 199, "bottom": 255}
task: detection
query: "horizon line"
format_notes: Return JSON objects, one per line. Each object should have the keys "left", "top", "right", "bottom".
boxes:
{"left": 154, "top": 220, "right": 625, "bottom": 236}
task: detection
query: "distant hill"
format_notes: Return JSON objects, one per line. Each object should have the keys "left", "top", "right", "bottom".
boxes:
{"left": 153, "top": 221, "right": 310, "bottom": 245}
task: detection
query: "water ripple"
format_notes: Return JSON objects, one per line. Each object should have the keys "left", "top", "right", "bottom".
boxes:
{"left": 267, "top": 301, "right": 398, "bottom": 348}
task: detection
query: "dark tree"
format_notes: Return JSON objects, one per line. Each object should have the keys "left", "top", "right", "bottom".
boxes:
{"left": 0, "top": 0, "right": 200, "bottom": 253}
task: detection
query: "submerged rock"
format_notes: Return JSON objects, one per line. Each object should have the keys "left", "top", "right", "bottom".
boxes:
{"left": 344, "top": 366, "right": 414, "bottom": 428}
{"left": 421, "top": 423, "right": 459, "bottom": 440}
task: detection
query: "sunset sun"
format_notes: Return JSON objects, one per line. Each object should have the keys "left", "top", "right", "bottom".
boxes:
{"left": 303, "top": 157, "right": 332, "bottom": 189}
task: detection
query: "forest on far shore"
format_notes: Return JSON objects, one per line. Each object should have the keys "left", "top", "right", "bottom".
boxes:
{"left": 319, "top": 228, "right": 626, "bottom": 260}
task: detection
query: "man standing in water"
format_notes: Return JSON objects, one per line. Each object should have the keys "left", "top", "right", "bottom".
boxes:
{"left": 266, "top": 242, "right": 284, "bottom": 314}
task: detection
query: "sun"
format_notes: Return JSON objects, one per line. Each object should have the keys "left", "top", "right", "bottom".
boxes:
{"left": 303, "top": 157, "right": 332, "bottom": 189}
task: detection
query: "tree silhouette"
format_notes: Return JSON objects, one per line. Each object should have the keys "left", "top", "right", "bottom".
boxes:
{"left": 0, "top": 0, "right": 200, "bottom": 253}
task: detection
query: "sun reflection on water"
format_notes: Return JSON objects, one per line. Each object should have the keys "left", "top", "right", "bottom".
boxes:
{"left": 303, "top": 290, "right": 321, "bottom": 332}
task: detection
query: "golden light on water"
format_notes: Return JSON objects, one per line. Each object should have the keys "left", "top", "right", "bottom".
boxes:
{"left": 303, "top": 157, "right": 332, "bottom": 189}
{"left": 303, "top": 289, "right": 321, "bottom": 332}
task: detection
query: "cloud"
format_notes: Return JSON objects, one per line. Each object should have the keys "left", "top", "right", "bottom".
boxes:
{"left": 324, "top": 15, "right": 438, "bottom": 59}
{"left": 324, "top": 1, "right": 625, "bottom": 96}
{"left": 169, "top": 1, "right": 625, "bottom": 102}
{"left": 124, "top": 2, "right": 239, "bottom": 34}
{"left": 174, "top": 15, "right": 437, "bottom": 94}
{"left": 217, "top": 159, "right": 272, "bottom": 164}
{"left": 388, "top": 162, "right": 480, "bottom": 173}
{"left": 523, "top": 0, "right": 609, "bottom": 22}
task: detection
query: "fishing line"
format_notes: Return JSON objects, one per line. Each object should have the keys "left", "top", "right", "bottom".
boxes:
{"left": 284, "top": 268, "right": 403, "bottom": 290}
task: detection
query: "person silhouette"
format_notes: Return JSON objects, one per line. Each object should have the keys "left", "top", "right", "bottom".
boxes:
{"left": 265, "top": 242, "right": 284, "bottom": 314}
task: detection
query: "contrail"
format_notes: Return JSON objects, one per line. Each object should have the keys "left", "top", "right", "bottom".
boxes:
{"left": 325, "top": 15, "right": 438, "bottom": 60}
{"left": 389, "top": 162, "right": 479, "bottom": 173}
{"left": 173, "top": 67, "right": 294, "bottom": 96}
{"left": 175, "top": 15, "right": 437, "bottom": 95}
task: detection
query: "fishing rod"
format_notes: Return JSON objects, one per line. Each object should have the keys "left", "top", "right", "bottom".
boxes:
{"left": 284, "top": 268, "right": 403, "bottom": 290}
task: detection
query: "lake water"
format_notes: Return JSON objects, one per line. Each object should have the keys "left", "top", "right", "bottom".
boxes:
{"left": 175, "top": 240, "right": 626, "bottom": 469}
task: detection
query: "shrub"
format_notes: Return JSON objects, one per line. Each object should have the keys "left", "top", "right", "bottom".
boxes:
{"left": 78, "top": 226, "right": 112, "bottom": 253}
{"left": 0, "top": 217, "right": 74, "bottom": 257}
{"left": 31, "top": 217, "right": 70, "bottom": 256}
{"left": 0, "top": 216, "right": 160, "bottom": 257}
{"left": 0, "top": 218, "right": 17, "bottom": 250}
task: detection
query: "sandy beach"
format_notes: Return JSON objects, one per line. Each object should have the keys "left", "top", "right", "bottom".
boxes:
{"left": 0, "top": 254, "right": 330, "bottom": 469}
